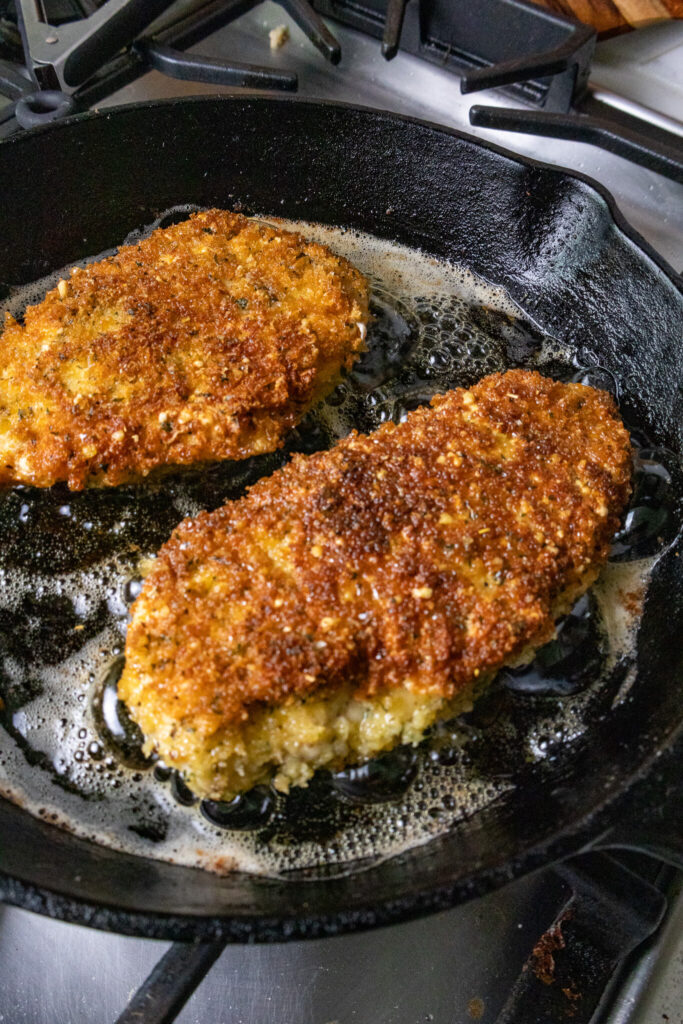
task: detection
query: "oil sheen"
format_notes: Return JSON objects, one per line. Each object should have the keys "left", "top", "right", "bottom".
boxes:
{"left": 0, "top": 211, "right": 677, "bottom": 878}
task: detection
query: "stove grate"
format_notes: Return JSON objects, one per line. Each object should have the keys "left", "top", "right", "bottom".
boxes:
{"left": 111, "top": 852, "right": 672, "bottom": 1024}
{"left": 311, "top": 0, "right": 683, "bottom": 181}
{"left": 0, "top": 0, "right": 681, "bottom": 178}
{"left": 0, "top": 0, "right": 338, "bottom": 135}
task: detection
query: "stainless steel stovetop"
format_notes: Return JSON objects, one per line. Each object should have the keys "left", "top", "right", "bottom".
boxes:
{"left": 1, "top": 5, "right": 682, "bottom": 1022}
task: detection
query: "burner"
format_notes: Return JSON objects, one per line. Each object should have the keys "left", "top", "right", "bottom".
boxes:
{"left": 0, "top": 0, "right": 340, "bottom": 133}
{"left": 110, "top": 851, "right": 671, "bottom": 1023}
{"left": 1, "top": 0, "right": 681, "bottom": 178}
{"left": 311, "top": 0, "right": 683, "bottom": 181}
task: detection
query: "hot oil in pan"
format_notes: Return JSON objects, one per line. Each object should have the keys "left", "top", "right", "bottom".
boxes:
{"left": 0, "top": 214, "right": 678, "bottom": 877}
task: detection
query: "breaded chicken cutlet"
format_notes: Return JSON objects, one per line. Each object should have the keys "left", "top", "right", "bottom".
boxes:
{"left": 0, "top": 209, "right": 368, "bottom": 489}
{"left": 119, "top": 369, "right": 632, "bottom": 800}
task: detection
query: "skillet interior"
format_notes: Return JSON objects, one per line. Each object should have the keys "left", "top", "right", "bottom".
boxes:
{"left": 0, "top": 97, "right": 681, "bottom": 939}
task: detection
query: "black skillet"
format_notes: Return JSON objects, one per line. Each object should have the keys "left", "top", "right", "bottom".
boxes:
{"left": 0, "top": 97, "right": 681, "bottom": 949}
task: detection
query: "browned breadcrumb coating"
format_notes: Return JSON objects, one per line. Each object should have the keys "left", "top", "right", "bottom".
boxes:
{"left": 119, "top": 370, "right": 632, "bottom": 798}
{"left": 0, "top": 209, "right": 368, "bottom": 489}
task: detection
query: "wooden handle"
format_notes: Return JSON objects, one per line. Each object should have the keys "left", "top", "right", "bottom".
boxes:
{"left": 529, "top": 0, "right": 683, "bottom": 35}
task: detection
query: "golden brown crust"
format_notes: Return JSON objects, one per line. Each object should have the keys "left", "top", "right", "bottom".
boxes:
{"left": 0, "top": 209, "right": 368, "bottom": 489}
{"left": 120, "top": 369, "right": 632, "bottom": 749}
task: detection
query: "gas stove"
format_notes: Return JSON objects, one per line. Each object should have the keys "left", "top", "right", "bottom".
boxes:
{"left": 0, "top": 3, "right": 682, "bottom": 1023}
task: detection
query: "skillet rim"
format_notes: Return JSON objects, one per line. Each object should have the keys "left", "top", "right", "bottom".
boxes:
{"left": 1, "top": 93, "right": 681, "bottom": 291}
{"left": 0, "top": 95, "right": 681, "bottom": 940}
{"left": 0, "top": 727, "right": 679, "bottom": 941}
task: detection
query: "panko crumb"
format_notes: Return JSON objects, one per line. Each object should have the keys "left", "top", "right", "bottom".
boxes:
{"left": 269, "top": 25, "right": 289, "bottom": 50}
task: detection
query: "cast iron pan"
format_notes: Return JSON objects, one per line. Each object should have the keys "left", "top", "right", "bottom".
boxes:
{"left": 0, "top": 97, "right": 681, "bottom": 942}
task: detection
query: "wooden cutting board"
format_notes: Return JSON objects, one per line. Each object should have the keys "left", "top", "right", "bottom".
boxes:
{"left": 530, "top": 0, "right": 683, "bottom": 36}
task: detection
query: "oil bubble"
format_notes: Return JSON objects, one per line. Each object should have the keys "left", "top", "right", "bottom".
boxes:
{"left": 201, "top": 786, "right": 274, "bottom": 831}
{"left": 501, "top": 595, "right": 604, "bottom": 697}
{"left": 332, "top": 746, "right": 418, "bottom": 804}
{"left": 93, "top": 659, "right": 150, "bottom": 770}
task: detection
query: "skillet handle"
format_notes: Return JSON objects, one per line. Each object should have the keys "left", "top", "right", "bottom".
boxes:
{"left": 495, "top": 851, "right": 669, "bottom": 1024}
{"left": 595, "top": 733, "right": 683, "bottom": 869}
{"left": 468, "top": 103, "right": 683, "bottom": 184}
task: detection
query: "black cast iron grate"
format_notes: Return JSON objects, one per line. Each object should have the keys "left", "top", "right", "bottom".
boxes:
{"left": 313, "top": 0, "right": 595, "bottom": 110}
{"left": 0, "top": 0, "right": 339, "bottom": 134}
{"left": 0, "top": 0, "right": 681, "bottom": 178}
{"left": 311, "top": 0, "right": 683, "bottom": 181}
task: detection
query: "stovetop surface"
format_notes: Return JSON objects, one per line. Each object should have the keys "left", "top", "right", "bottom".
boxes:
{"left": 0, "top": 870, "right": 567, "bottom": 1024}
{"left": 0, "top": 865, "right": 678, "bottom": 1024}
{"left": 98, "top": 2, "right": 683, "bottom": 266}
{"left": 1, "top": 5, "right": 682, "bottom": 1023}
